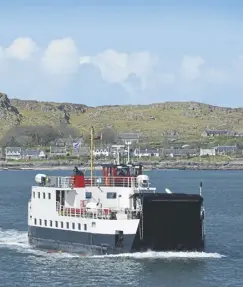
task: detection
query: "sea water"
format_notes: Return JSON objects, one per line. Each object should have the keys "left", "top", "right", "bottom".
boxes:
{"left": 0, "top": 169, "right": 242, "bottom": 287}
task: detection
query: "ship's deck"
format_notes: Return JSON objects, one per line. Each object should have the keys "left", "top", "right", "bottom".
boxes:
{"left": 56, "top": 202, "right": 140, "bottom": 220}
{"left": 41, "top": 175, "right": 137, "bottom": 188}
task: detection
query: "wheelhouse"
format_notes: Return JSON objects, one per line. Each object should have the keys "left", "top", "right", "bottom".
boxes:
{"left": 102, "top": 164, "right": 143, "bottom": 178}
{"left": 101, "top": 164, "right": 143, "bottom": 187}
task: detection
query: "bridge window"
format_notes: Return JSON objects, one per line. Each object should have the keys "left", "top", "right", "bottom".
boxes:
{"left": 85, "top": 192, "right": 92, "bottom": 199}
{"left": 48, "top": 193, "right": 51, "bottom": 199}
{"left": 33, "top": 192, "right": 35, "bottom": 198}
{"left": 84, "top": 224, "right": 87, "bottom": 231}
{"left": 55, "top": 221, "right": 58, "bottom": 228}
{"left": 38, "top": 192, "right": 40, "bottom": 198}
{"left": 44, "top": 220, "right": 47, "bottom": 226}
{"left": 50, "top": 220, "right": 52, "bottom": 227}
{"left": 66, "top": 222, "right": 69, "bottom": 229}
{"left": 34, "top": 218, "right": 37, "bottom": 225}
{"left": 39, "top": 219, "right": 42, "bottom": 226}
{"left": 61, "top": 222, "right": 63, "bottom": 228}
{"left": 107, "top": 192, "right": 117, "bottom": 199}
{"left": 78, "top": 223, "right": 81, "bottom": 230}
{"left": 43, "top": 192, "right": 45, "bottom": 199}
{"left": 72, "top": 223, "right": 75, "bottom": 229}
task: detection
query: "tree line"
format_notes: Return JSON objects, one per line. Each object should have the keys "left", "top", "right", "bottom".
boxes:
{"left": 0, "top": 124, "right": 78, "bottom": 147}
{"left": 0, "top": 125, "right": 119, "bottom": 147}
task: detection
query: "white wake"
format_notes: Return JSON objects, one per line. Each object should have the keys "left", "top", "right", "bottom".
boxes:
{"left": 0, "top": 228, "right": 225, "bottom": 260}
{"left": 0, "top": 228, "right": 79, "bottom": 258}
{"left": 91, "top": 251, "right": 225, "bottom": 260}
{"left": 0, "top": 228, "right": 28, "bottom": 249}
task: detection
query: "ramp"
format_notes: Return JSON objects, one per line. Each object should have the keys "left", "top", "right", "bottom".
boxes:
{"left": 132, "top": 193, "right": 205, "bottom": 251}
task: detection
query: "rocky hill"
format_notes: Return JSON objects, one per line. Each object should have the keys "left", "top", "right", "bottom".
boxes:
{"left": 1, "top": 92, "right": 243, "bottom": 140}
{"left": 0, "top": 93, "right": 22, "bottom": 135}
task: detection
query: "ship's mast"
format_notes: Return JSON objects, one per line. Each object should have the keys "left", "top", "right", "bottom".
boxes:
{"left": 125, "top": 141, "right": 132, "bottom": 164}
{"left": 90, "top": 126, "right": 94, "bottom": 186}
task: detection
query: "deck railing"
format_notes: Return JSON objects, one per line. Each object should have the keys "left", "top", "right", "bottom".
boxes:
{"left": 43, "top": 176, "right": 137, "bottom": 188}
{"left": 56, "top": 202, "right": 114, "bottom": 220}
{"left": 84, "top": 176, "right": 137, "bottom": 188}
{"left": 56, "top": 202, "right": 141, "bottom": 220}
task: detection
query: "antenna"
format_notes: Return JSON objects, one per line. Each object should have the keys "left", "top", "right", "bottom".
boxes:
{"left": 112, "top": 145, "right": 125, "bottom": 165}
{"left": 90, "top": 126, "right": 94, "bottom": 186}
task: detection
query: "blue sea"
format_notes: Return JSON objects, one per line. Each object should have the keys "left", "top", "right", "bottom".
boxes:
{"left": 0, "top": 169, "right": 242, "bottom": 287}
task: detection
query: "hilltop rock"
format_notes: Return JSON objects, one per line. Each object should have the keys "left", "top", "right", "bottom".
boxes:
{"left": 10, "top": 99, "right": 87, "bottom": 114}
{"left": 10, "top": 98, "right": 88, "bottom": 125}
{"left": 0, "top": 93, "right": 22, "bottom": 126}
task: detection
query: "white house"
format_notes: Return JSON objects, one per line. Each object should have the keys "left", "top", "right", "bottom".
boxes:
{"left": 5, "top": 147, "right": 22, "bottom": 160}
{"left": 133, "top": 148, "right": 160, "bottom": 158}
{"left": 93, "top": 148, "right": 110, "bottom": 157}
{"left": 39, "top": 151, "right": 46, "bottom": 159}
{"left": 21, "top": 149, "right": 46, "bottom": 160}
{"left": 200, "top": 148, "right": 216, "bottom": 156}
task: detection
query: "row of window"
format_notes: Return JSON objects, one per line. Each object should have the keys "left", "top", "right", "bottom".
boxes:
{"left": 33, "top": 218, "right": 95, "bottom": 231}
{"left": 33, "top": 191, "right": 51, "bottom": 200}
{"left": 32, "top": 191, "right": 117, "bottom": 200}
{"left": 84, "top": 191, "right": 117, "bottom": 199}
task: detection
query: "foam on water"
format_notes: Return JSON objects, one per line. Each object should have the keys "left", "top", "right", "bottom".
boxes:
{"left": 0, "top": 228, "right": 79, "bottom": 258}
{"left": 0, "top": 228, "right": 28, "bottom": 249}
{"left": 91, "top": 251, "right": 226, "bottom": 259}
{"left": 0, "top": 228, "right": 226, "bottom": 260}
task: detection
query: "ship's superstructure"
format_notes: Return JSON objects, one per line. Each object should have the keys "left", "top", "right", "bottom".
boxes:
{"left": 28, "top": 127, "right": 205, "bottom": 254}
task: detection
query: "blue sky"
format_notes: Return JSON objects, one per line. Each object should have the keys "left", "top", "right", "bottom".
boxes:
{"left": 0, "top": 1, "right": 243, "bottom": 107}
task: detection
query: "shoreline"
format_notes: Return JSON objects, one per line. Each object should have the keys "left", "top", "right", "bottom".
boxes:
{"left": 1, "top": 161, "right": 243, "bottom": 171}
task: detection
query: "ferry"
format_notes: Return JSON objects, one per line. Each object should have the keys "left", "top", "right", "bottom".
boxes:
{"left": 28, "top": 127, "right": 205, "bottom": 255}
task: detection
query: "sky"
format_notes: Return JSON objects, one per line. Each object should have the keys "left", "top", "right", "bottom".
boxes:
{"left": 1, "top": 0, "right": 243, "bottom": 107}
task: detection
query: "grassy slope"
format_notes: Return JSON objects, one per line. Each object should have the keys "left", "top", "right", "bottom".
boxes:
{"left": 7, "top": 100, "right": 243, "bottom": 140}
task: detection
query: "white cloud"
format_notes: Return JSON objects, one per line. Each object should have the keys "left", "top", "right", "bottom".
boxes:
{"left": 80, "top": 49, "right": 159, "bottom": 90}
{"left": 41, "top": 37, "right": 79, "bottom": 75}
{"left": 4, "top": 37, "right": 38, "bottom": 60}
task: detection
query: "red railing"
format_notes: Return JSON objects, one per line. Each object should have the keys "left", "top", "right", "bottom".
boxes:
{"left": 56, "top": 202, "right": 112, "bottom": 219}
